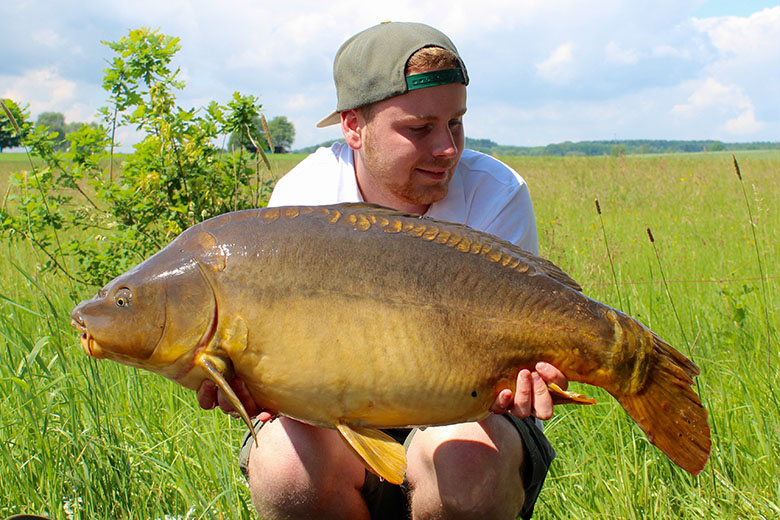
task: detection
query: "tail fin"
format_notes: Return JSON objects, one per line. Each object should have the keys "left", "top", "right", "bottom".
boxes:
{"left": 615, "top": 334, "right": 711, "bottom": 475}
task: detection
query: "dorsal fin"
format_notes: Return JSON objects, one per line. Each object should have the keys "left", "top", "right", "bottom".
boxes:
{"left": 314, "top": 202, "right": 583, "bottom": 293}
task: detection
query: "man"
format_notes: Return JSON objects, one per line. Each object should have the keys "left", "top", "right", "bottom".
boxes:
{"left": 198, "top": 21, "right": 568, "bottom": 519}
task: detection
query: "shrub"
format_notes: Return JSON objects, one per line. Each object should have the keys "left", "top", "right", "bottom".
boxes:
{"left": 1, "top": 28, "right": 274, "bottom": 287}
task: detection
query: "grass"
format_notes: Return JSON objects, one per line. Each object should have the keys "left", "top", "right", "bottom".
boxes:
{"left": 1, "top": 150, "right": 778, "bottom": 518}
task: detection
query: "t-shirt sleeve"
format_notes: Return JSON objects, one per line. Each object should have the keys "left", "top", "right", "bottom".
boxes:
{"left": 267, "top": 169, "right": 304, "bottom": 208}
{"left": 267, "top": 143, "right": 359, "bottom": 208}
{"left": 478, "top": 182, "right": 539, "bottom": 256}
{"left": 459, "top": 152, "right": 540, "bottom": 255}
{"left": 268, "top": 153, "right": 334, "bottom": 207}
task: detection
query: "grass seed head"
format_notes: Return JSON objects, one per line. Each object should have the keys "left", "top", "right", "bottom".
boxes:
{"left": 732, "top": 154, "right": 742, "bottom": 181}
{"left": 646, "top": 226, "right": 655, "bottom": 243}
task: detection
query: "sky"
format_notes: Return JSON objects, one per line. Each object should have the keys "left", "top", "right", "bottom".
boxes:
{"left": 2, "top": 0, "right": 779, "bottom": 150}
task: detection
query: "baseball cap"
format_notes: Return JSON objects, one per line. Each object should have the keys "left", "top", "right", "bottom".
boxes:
{"left": 316, "top": 21, "right": 469, "bottom": 128}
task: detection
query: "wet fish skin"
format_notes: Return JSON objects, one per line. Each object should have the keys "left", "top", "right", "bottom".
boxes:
{"left": 70, "top": 203, "right": 711, "bottom": 483}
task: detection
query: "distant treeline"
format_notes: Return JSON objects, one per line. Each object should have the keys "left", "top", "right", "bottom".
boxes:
{"left": 296, "top": 138, "right": 778, "bottom": 156}
{"left": 465, "top": 138, "right": 779, "bottom": 156}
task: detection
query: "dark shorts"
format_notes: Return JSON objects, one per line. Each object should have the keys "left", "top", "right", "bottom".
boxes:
{"left": 238, "top": 415, "right": 555, "bottom": 520}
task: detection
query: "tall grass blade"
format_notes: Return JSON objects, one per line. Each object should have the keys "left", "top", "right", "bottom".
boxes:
{"left": 732, "top": 154, "right": 774, "bottom": 366}
{"left": 594, "top": 198, "right": 625, "bottom": 311}
{"left": 260, "top": 113, "right": 274, "bottom": 152}
{"left": 646, "top": 226, "right": 689, "bottom": 349}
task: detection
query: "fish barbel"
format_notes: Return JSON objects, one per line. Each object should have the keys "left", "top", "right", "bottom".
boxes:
{"left": 70, "top": 203, "right": 710, "bottom": 484}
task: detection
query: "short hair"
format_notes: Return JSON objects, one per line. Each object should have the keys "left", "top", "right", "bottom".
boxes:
{"left": 405, "top": 45, "right": 460, "bottom": 75}
{"left": 357, "top": 46, "right": 461, "bottom": 122}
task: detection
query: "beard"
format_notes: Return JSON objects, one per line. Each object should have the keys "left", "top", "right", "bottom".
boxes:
{"left": 359, "top": 127, "right": 457, "bottom": 208}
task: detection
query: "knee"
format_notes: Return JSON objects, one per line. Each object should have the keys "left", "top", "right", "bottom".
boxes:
{"left": 417, "top": 437, "right": 505, "bottom": 513}
{"left": 407, "top": 420, "right": 525, "bottom": 519}
{"left": 244, "top": 419, "right": 368, "bottom": 518}
{"left": 247, "top": 448, "right": 337, "bottom": 516}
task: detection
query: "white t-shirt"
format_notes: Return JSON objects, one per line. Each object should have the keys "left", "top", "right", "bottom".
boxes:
{"left": 268, "top": 142, "right": 539, "bottom": 254}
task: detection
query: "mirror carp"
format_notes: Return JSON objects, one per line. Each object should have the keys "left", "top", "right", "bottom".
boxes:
{"left": 71, "top": 203, "right": 711, "bottom": 484}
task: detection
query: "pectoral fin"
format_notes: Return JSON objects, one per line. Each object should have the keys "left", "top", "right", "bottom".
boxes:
{"left": 197, "top": 354, "right": 258, "bottom": 445}
{"left": 548, "top": 382, "right": 597, "bottom": 405}
{"left": 336, "top": 423, "right": 407, "bottom": 485}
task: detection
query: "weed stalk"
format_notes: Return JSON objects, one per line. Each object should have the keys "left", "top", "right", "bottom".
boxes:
{"left": 595, "top": 198, "right": 625, "bottom": 311}
{"left": 646, "top": 226, "right": 690, "bottom": 350}
{"left": 731, "top": 155, "right": 774, "bottom": 366}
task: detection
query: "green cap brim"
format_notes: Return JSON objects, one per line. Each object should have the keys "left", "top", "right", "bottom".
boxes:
{"left": 405, "top": 68, "right": 465, "bottom": 90}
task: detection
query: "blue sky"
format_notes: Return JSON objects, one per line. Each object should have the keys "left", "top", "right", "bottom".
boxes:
{"left": 693, "top": 0, "right": 778, "bottom": 17}
{"left": 2, "top": 1, "right": 779, "bottom": 149}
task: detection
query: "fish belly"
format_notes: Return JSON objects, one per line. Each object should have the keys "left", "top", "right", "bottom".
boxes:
{"left": 231, "top": 292, "right": 525, "bottom": 429}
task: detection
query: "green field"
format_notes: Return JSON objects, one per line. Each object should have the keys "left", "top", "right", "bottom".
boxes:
{"left": 1, "top": 151, "right": 778, "bottom": 519}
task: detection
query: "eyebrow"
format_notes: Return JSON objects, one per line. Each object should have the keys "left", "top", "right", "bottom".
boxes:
{"left": 403, "top": 107, "right": 468, "bottom": 122}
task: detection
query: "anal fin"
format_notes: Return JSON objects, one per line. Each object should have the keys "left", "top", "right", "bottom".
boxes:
{"left": 548, "top": 382, "right": 597, "bottom": 405}
{"left": 336, "top": 423, "right": 407, "bottom": 485}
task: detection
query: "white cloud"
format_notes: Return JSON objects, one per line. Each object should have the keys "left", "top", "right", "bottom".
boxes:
{"left": 651, "top": 44, "right": 689, "bottom": 59}
{"left": 694, "top": 6, "right": 780, "bottom": 55}
{"left": 672, "top": 77, "right": 764, "bottom": 135}
{"left": 32, "top": 28, "right": 66, "bottom": 48}
{"left": 2, "top": 1, "right": 779, "bottom": 147}
{"left": 724, "top": 107, "right": 763, "bottom": 134}
{"left": 672, "top": 77, "right": 740, "bottom": 115}
{"left": 605, "top": 41, "right": 639, "bottom": 65}
{"left": 1, "top": 68, "right": 76, "bottom": 113}
{"left": 535, "top": 43, "right": 575, "bottom": 84}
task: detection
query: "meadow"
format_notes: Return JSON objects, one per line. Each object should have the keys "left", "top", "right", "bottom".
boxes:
{"left": 1, "top": 150, "right": 778, "bottom": 519}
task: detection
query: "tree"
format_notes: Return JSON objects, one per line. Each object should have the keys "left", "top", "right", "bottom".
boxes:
{"left": 0, "top": 28, "right": 273, "bottom": 286}
{"left": 0, "top": 99, "right": 29, "bottom": 152}
{"left": 36, "top": 111, "right": 66, "bottom": 131}
{"left": 36, "top": 112, "right": 95, "bottom": 150}
{"left": 228, "top": 115, "right": 296, "bottom": 153}
{"left": 267, "top": 116, "right": 295, "bottom": 152}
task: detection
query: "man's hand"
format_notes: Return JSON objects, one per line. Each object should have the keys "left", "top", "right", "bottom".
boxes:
{"left": 490, "top": 362, "right": 568, "bottom": 420}
{"left": 197, "top": 378, "right": 276, "bottom": 422}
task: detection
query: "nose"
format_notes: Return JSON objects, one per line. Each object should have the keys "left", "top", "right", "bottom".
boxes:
{"left": 432, "top": 125, "right": 458, "bottom": 159}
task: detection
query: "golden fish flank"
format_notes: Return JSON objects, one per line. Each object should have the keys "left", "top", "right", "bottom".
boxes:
{"left": 70, "top": 203, "right": 711, "bottom": 485}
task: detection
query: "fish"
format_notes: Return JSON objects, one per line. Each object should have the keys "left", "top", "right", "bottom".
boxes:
{"left": 70, "top": 203, "right": 711, "bottom": 484}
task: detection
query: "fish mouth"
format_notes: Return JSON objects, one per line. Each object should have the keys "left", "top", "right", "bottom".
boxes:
{"left": 70, "top": 315, "right": 104, "bottom": 359}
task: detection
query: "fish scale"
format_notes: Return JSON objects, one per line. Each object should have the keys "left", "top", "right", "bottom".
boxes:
{"left": 71, "top": 202, "right": 710, "bottom": 485}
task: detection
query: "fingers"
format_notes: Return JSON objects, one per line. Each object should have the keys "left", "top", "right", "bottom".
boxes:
{"left": 231, "top": 378, "right": 262, "bottom": 418}
{"left": 197, "top": 380, "right": 218, "bottom": 410}
{"left": 490, "top": 388, "right": 514, "bottom": 415}
{"left": 530, "top": 372, "right": 553, "bottom": 420}
{"left": 535, "top": 361, "right": 568, "bottom": 390}
{"left": 200, "top": 377, "right": 272, "bottom": 421}
{"left": 256, "top": 410, "right": 276, "bottom": 422}
{"left": 510, "top": 369, "right": 533, "bottom": 418}
{"left": 505, "top": 364, "right": 567, "bottom": 420}
{"left": 215, "top": 378, "right": 262, "bottom": 418}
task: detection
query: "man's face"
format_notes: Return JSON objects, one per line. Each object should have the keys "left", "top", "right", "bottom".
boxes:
{"left": 353, "top": 82, "right": 467, "bottom": 213}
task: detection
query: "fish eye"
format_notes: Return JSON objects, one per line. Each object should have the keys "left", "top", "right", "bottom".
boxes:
{"left": 115, "top": 288, "right": 132, "bottom": 308}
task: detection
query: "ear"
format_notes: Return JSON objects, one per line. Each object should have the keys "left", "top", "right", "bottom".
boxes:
{"left": 340, "top": 109, "right": 363, "bottom": 150}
